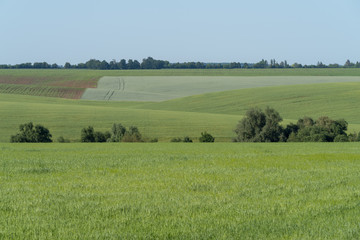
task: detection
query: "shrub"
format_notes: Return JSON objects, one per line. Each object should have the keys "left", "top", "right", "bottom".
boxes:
{"left": 333, "top": 135, "right": 349, "bottom": 142}
{"left": 94, "top": 131, "right": 107, "bottom": 142}
{"left": 110, "top": 123, "right": 126, "bottom": 142}
{"left": 199, "top": 132, "right": 215, "bottom": 142}
{"left": 10, "top": 122, "right": 52, "bottom": 143}
{"left": 81, "top": 126, "right": 95, "bottom": 142}
{"left": 122, "top": 126, "right": 142, "bottom": 142}
{"left": 171, "top": 136, "right": 193, "bottom": 142}
{"left": 183, "top": 136, "right": 193, "bottom": 143}
{"left": 348, "top": 132, "right": 360, "bottom": 142}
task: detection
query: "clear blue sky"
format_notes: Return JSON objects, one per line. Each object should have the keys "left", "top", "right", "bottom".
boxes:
{"left": 1, "top": 0, "right": 359, "bottom": 65}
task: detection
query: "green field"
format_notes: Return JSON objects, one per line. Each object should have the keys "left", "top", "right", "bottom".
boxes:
{"left": 1, "top": 69, "right": 360, "bottom": 238}
{"left": 1, "top": 143, "right": 360, "bottom": 239}
{"left": 1, "top": 80, "right": 360, "bottom": 142}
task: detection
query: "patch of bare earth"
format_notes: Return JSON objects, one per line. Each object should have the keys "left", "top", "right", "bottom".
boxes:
{"left": 0, "top": 76, "right": 95, "bottom": 99}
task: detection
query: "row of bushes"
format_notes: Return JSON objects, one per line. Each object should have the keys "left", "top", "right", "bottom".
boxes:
{"left": 80, "top": 124, "right": 142, "bottom": 142}
{"left": 10, "top": 123, "right": 216, "bottom": 143}
{"left": 10, "top": 110, "right": 360, "bottom": 143}
{"left": 170, "top": 132, "right": 215, "bottom": 143}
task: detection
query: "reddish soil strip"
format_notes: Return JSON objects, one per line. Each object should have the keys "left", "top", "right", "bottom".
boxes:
{"left": 48, "top": 79, "right": 98, "bottom": 88}
{"left": 0, "top": 76, "right": 97, "bottom": 89}
{"left": 0, "top": 85, "right": 85, "bottom": 99}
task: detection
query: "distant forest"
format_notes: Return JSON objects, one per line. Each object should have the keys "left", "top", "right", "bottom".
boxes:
{"left": 1, "top": 57, "right": 360, "bottom": 70}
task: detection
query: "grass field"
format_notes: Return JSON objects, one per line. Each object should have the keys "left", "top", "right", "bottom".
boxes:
{"left": 1, "top": 143, "right": 360, "bottom": 239}
{"left": 1, "top": 69, "right": 360, "bottom": 238}
{"left": 2, "top": 80, "right": 360, "bottom": 142}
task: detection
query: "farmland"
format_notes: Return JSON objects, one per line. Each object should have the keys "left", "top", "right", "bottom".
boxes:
{"left": 1, "top": 78, "right": 360, "bottom": 142}
{"left": 2, "top": 68, "right": 360, "bottom": 99}
{"left": 1, "top": 143, "right": 360, "bottom": 239}
{"left": 81, "top": 76, "right": 360, "bottom": 101}
{"left": 1, "top": 68, "right": 360, "bottom": 238}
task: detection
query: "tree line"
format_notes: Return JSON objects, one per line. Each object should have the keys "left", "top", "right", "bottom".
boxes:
{"left": 10, "top": 108, "right": 360, "bottom": 143}
{"left": 1, "top": 57, "right": 360, "bottom": 70}
{"left": 10, "top": 122, "right": 215, "bottom": 143}
{"left": 234, "top": 107, "right": 360, "bottom": 142}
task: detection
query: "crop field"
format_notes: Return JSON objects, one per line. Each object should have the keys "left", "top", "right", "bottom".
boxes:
{"left": 2, "top": 80, "right": 360, "bottom": 142}
{"left": 2, "top": 68, "right": 360, "bottom": 99}
{"left": 81, "top": 76, "right": 360, "bottom": 101}
{"left": 1, "top": 68, "right": 360, "bottom": 239}
{"left": 1, "top": 143, "right": 360, "bottom": 239}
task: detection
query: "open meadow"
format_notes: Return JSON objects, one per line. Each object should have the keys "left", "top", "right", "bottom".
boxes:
{"left": 1, "top": 143, "right": 360, "bottom": 239}
{"left": 1, "top": 69, "right": 360, "bottom": 238}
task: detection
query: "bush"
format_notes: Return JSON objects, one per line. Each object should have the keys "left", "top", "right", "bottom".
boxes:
{"left": 81, "top": 126, "right": 95, "bottom": 142}
{"left": 94, "top": 131, "right": 107, "bottom": 142}
{"left": 10, "top": 122, "right": 52, "bottom": 143}
{"left": 122, "top": 126, "right": 142, "bottom": 142}
{"left": 348, "top": 132, "right": 360, "bottom": 142}
{"left": 171, "top": 136, "right": 193, "bottom": 143}
{"left": 199, "top": 132, "right": 215, "bottom": 142}
{"left": 334, "top": 135, "right": 349, "bottom": 142}
{"left": 110, "top": 123, "right": 126, "bottom": 142}
{"left": 183, "top": 136, "right": 193, "bottom": 143}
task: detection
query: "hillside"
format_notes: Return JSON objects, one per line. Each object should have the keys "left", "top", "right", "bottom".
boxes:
{"left": 1, "top": 81, "right": 360, "bottom": 142}
{"left": 2, "top": 68, "right": 360, "bottom": 99}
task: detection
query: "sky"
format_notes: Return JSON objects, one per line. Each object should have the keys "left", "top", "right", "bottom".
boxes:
{"left": 1, "top": 0, "right": 360, "bottom": 65}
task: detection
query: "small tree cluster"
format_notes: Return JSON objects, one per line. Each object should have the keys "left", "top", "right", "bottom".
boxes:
{"left": 199, "top": 132, "right": 215, "bottom": 142}
{"left": 10, "top": 122, "right": 52, "bottom": 143}
{"left": 286, "top": 116, "right": 349, "bottom": 142}
{"left": 234, "top": 107, "right": 283, "bottom": 142}
{"left": 171, "top": 136, "right": 193, "bottom": 142}
{"left": 80, "top": 124, "right": 142, "bottom": 143}
{"left": 234, "top": 107, "right": 353, "bottom": 142}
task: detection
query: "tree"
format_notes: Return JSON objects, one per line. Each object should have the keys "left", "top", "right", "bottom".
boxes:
{"left": 64, "top": 62, "right": 72, "bottom": 69}
{"left": 81, "top": 126, "right": 95, "bottom": 142}
{"left": 234, "top": 107, "right": 283, "bottom": 142}
{"left": 10, "top": 122, "right": 52, "bottom": 143}
{"left": 199, "top": 132, "right": 215, "bottom": 142}
{"left": 122, "top": 126, "right": 142, "bottom": 142}
{"left": 111, "top": 123, "right": 126, "bottom": 142}
{"left": 288, "top": 116, "right": 348, "bottom": 142}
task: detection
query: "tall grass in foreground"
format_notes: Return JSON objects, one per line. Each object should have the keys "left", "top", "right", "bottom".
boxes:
{"left": 1, "top": 143, "right": 360, "bottom": 239}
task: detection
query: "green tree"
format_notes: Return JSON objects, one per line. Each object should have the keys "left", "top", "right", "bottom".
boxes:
{"left": 234, "top": 107, "right": 283, "bottom": 142}
{"left": 10, "top": 122, "right": 52, "bottom": 143}
{"left": 111, "top": 123, "right": 126, "bottom": 142}
{"left": 122, "top": 126, "right": 142, "bottom": 142}
{"left": 199, "top": 132, "right": 215, "bottom": 142}
{"left": 81, "top": 126, "right": 95, "bottom": 142}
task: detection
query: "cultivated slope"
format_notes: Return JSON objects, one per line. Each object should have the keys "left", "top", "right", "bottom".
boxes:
{"left": 81, "top": 76, "right": 360, "bottom": 101}
{"left": 2, "top": 68, "right": 360, "bottom": 99}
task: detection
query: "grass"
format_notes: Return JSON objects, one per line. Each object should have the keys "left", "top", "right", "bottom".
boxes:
{"left": 2, "top": 81, "right": 360, "bottom": 142}
{"left": 1, "top": 143, "right": 360, "bottom": 239}
{"left": 140, "top": 82, "right": 360, "bottom": 124}
{"left": 0, "top": 94, "right": 241, "bottom": 142}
